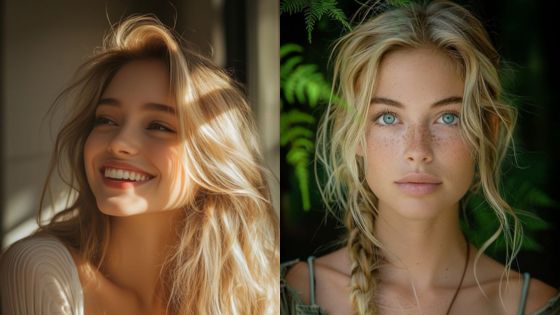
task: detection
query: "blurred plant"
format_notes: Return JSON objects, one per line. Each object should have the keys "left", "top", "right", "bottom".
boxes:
{"left": 463, "top": 174, "right": 555, "bottom": 253}
{"left": 280, "top": 0, "right": 351, "bottom": 43}
{"left": 280, "top": 0, "right": 555, "bottom": 253}
{"left": 280, "top": 43, "right": 332, "bottom": 210}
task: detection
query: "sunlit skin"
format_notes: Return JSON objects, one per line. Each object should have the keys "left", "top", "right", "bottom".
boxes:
{"left": 84, "top": 59, "right": 186, "bottom": 217}
{"left": 286, "top": 48, "right": 557, "bottom": 315}
{"left": 72, "top": 59, "right": 187, "bottom": 315}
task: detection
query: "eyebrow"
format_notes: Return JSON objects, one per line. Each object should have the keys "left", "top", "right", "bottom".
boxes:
{"left": 370, "top": 96, "right": 463, "bottom": 108}
{"left": 97, "top": 97, "right": 176, "bottom": 115}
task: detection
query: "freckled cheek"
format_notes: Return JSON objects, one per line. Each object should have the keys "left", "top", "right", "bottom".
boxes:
{"left": 364, "top": 130, "right": 403, "bottom": 189}
{"left": 432, "top": 134, "right": 475, "bottom": 184}
{"left": 365, "top": 129, "right": 402, "bottom": 163}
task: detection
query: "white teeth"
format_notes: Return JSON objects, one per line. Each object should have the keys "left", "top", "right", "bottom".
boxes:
{"left": 103, "top": 168, "right": 151, "bottom": 182}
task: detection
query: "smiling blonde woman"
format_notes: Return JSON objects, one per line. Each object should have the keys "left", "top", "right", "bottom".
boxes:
{"left": 1, "top": 16, "right": 278, "bottom": 315}
{"left": 282, "top": 1, "right": 559, "bottom": 315}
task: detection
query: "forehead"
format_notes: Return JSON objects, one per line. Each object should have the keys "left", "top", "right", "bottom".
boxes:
{"left": 374, "top": 47, "right": 464, "bottom": 105}
{"left": 101, "top": 59, "right": 176, "bottom": 109}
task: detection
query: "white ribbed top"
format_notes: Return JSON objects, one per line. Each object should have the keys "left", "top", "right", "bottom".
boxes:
{"left": 0, "top": 235, "right": 84, "bottom": 314}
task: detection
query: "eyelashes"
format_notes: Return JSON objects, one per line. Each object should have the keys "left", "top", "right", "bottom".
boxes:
{"left": 375, "top": 111, "right": 399, "bottom": 125}
{"left": 373, "top": 111, "right": 460, "bottom": 126}
{"left": 93, "top": 116, "right": 117, "bottom": 126}
{"left": 147, "top": 122, "right": 175, "bottom": 133}
{"left": 93, "top": 116, "right": 176, "bottom": 133}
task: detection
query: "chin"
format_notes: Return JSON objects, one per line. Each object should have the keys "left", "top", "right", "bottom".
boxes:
{"left": 96, "top": 199, "right": 149, "bottom": 217}
{"left": 386, "top": 200, "right": 446, "bottom": 221}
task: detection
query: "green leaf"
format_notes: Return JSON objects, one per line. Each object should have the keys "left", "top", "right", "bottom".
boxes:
{"left": 280, "top": 43, "right": 303, "bottom": 58}
{"left": 281, "top": 110, "right": 315, "bottom": 132}
{"left": 280, "top": 0, "right": 350, "bottom": 43}
{"left": 281, "top": 56, "right": 304, "bottom": 79}
{"left": 287, "top": 146, "right": 312, "bottom": 210}
{"left": 292, "top": 137, "right": 315, "bottom": 151}
{"left": 280, "top": 126, "right": 314, "bottom": 146}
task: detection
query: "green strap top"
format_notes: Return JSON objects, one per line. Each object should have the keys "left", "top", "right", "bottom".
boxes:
{"left": 281, "top": 257, "right": 560, "bottom": 315}
{"left": 307, "top": 256, "right": 317, "bottom": 305}
{"left": 519, "top": 272, "right": 531, "bottom": 315}
{"left": 280, "top": 257, "right": 325, "bottom": 315}
{"left": 519, "top": 272, "right": 560, "bottom": 315}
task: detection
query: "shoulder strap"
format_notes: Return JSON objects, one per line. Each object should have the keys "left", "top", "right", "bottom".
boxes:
{"left": 518, "top": 272, "right": 531, "bottom": 315}
{"left": 307, "top": 256, "right": 317, "bottom": 305}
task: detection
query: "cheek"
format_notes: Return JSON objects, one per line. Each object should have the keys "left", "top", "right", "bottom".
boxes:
{"left": 83, "top": 133, "right": 101, "bottom": 175}
{"left": 365, "top": 128, "right": 402, "bottom": 167}
{"left": 363, "top": 128, "right": 402, "bottom": 192}
{"left": 153, "top": 143, "right": 190, "bottom": 207}
{"left": 432, "top": 133, "right": 475, "bottom": 189}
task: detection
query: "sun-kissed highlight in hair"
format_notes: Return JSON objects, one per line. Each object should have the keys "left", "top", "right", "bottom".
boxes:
{"left": 37, "top": 15, "right": 278, "bottom": 315}
{"left": 316, "top": 1, "right": 520, "bottom": 314}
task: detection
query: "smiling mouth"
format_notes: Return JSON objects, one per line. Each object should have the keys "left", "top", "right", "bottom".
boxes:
{"left": 101, "top": 167, "right": 154, "bottom": 183}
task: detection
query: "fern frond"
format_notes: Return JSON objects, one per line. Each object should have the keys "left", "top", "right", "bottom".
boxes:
{"left": 287, "top": 146, "right": 312, "bottom": 210}
{"left": 280, "top": 42, "right": 334, "bottom": 210}
{"left": 281, "top": 44, "right": 332, "bottom": 107}
{"left": 281, "top": 110, "right": 316, "bottom": 132}
{"left": 280, "top": 0, "right": 308, "bottom": 14}
{"left": 281, "top": 0, "right": 350, "bottom": 43}
{"left": 280, "top": 126, "right": 314, "bottom": 146}
{"left": 280, "top": 43, "right": 304, "bottom": 58}
{"left": 281, "top": 56, "right": 304, "bottom": 80}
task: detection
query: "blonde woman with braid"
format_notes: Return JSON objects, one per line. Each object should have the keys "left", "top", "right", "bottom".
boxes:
{"left": 0, "top": 16, "right": 278, "bottom": 315}
{"left": 282, "top": 1, "right": 559, "bottom": 314}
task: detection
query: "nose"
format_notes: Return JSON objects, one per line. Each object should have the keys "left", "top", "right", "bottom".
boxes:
{"left": 403, "top": 125, "right": 433, "bottom": 164}
{"left": 106, "top": 125, "right": 140, "bottom": 157}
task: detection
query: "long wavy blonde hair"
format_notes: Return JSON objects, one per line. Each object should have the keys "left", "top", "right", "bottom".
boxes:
{"left": 316, "top": 1, "right": 520, "bottom": 314}
{"left": 37, "top": 15, "right": 278, "bottom": 315}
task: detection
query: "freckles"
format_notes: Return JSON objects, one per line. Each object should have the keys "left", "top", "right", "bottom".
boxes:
{"left": 367, "top": 130, "right": 401, "bottom": 161}
{"left": 434, "top": 134, "right": 472, "bottom": 162}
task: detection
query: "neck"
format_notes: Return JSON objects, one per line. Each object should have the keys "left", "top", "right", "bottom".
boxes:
{"left": 102, "top": 210, "right": 181, "bottom": 309}
{"left": 374, "top": 201, "right": 469, "bottom": 290}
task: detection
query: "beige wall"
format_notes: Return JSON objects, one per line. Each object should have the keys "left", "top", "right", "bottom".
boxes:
{"left": 2, "top": 0, "right": 122, "bottom": 247}
{"left": 247, "top": 0, "right": 280, "bottom": 212}
{"left": 1, "top": 0, "right": 279, "bottom": 248}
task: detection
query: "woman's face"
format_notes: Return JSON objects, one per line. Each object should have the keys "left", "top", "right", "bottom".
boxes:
{"left": 84, "top": 59, "right": 187, "bottom": 216}
{"left": 363, "top": 47, "right": 474, "bottom": 220}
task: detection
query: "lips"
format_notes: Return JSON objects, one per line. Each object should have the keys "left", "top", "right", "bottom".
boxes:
{"left": 98, "top": 162, "right": 155, "bottom": 188}
{"left": 395, "top": 173, "right": 442, "bottom": 196}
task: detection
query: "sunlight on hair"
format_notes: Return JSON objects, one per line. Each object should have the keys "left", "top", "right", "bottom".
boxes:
{"left": 37, "top": 15, "right": 278, "bottom": 315}
{"left": 316, "top": 2, "right": 521, "bottom": 314}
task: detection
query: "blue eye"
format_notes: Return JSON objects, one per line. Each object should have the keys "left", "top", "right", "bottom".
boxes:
{"left": 376, "top": 112, "right": 398, "bottom": 125}
{"left": 438, "top": 113, "right": 459, "bottom": 125}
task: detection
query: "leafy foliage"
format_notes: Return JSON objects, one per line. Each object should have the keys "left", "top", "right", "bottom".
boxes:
{"left": 280, "top": 43, "right": 332, "bottom": 210}
{"left": 280, "top": 0, "right": 556, "bottom": 255}
{"left": 280, "top": 0, "right": 351, "bottom": 43}
{"left": 464, "top": 174, "right": 555, "bottom": 253}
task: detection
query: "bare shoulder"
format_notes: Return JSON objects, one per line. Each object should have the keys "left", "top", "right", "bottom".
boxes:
{"left": 284, "top": 248, "right": 351, "bottom": 304}
{"left": 284, "top": 260, "right": 311, "bottom": 303}
{"left": 472, "top": 251, "right": 558, "bottom": 314}
{"left": 524, "top": 277, "right": 558, "bottom": 314}
{"left": 314, "top": 247, "right": 352, "bottom": 289}
{"left": 315, "top": 247, "right": 351, "bottom": 276}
